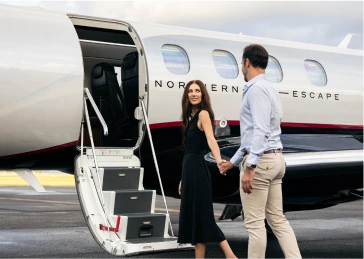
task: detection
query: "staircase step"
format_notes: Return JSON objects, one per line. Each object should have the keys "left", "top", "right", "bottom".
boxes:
{"left": 77, "top": 129, "right": 193, "bottom": 256}
{"left": 121, "top": 213, "right": 167, "bottom": 240}
{"left": 125, "top": 237, "right": 177, "bottom": 244}
{"left": 101, "top": 167, "right": 142, "bottom": 191}
{"left": 114, "top": 190, "right": 155, "bottom": 214}
{"left": 103, "top": 190, "right": 155, "bottom": 215}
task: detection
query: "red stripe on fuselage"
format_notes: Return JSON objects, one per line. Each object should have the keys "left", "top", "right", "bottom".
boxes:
{"left": 0, "top": 141, "right": 78, "bottom": 159}
{"left": 281, "top": 122, "right": 363, "bottom": 129}
{"left": 1, "top": 122, "right": 362, "bottom": 159}
{"left": 149, "top": 121, "right": 363, "bottom": 130}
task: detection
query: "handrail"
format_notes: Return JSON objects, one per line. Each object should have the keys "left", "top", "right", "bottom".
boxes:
{"left": 84, "top": 98, "right": 101, "bottom": 178}
{"left": 83, "top": 97, "right": 113, "bottom": 239}
{"left": 80, "top": 122, "right": 84, "bottom": 160}
{"left": 84, "top": 88, "right": 108, "bottom": 136}
{"left": 140, "top": 98, "right": 174, "bottom": 237}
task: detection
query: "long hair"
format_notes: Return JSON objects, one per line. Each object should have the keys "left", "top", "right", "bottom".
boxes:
{"left": 181, "top": 80, "right": 215, "bottom": 148}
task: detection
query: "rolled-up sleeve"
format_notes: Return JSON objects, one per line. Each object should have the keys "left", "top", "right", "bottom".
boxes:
{"left": 230, "top": 145, "right": 246, "bottom": 166}
{"left": 246, "top": 86, "right": 271, "bottom": 165}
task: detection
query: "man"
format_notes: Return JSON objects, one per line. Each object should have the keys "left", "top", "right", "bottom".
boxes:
{"left": 220, "top": 44, "right": 301, "bottom": 259}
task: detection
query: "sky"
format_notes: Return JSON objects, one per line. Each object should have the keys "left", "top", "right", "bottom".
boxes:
{"left": 0, "top": 1, "right": 363, "bottom": 50}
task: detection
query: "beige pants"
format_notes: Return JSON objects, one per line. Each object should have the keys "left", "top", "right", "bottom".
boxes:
{"left": 240, "top": 153, "right": 301, "bottom": 259}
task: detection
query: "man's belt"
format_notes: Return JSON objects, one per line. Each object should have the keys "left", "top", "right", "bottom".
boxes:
{"left": 244, "top": 149, "right": 282, "bottom": 156}
{"left": 263, "top": 149, "right": 282, "bottom": 154}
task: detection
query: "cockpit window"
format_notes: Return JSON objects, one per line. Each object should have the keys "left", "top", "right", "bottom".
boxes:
{"left": 304, "top": 60, "right": 327, "bottom": 86}
{"left": 161, "top": 44, "right": 190, "bottom": 75}
{"left": 212, "top": 50, "right": 238, "bottom": 79}
{"left": 266, "top": 55, "right": 283, "bottom": 83}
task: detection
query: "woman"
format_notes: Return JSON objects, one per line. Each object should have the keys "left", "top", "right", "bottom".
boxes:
{"left": 177, "top": 80, "right": 237, "bottom": 259}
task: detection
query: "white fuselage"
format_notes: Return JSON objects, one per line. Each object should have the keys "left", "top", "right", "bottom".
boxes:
{"left": 0, "top": 4, "right": 362, "bottom": 159}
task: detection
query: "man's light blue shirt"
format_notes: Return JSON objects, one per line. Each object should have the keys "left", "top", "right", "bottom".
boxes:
{"left": 230, "top": 74, "right": 283, "bottom": 166}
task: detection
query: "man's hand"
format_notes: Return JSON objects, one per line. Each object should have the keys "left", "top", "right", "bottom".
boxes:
{"left": 219, "top": 161, "right": 234, "bottom": 176}
{"left": 241, "top": 167, "right": 255, "bottom": 194}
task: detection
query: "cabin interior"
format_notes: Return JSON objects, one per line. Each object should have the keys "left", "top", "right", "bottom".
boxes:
{"left": 70, "top": 22, "right": 143, "bottom": 149}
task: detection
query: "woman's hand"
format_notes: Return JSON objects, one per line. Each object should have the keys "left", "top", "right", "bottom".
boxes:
{"left": 217, "top": 159, "right": 226, "bottom": 167}
{"left": 217, "top": 159, "right": 227, "bottom": 175}
{"left": 178, "top": 180, "right": 182, "bottom": 195}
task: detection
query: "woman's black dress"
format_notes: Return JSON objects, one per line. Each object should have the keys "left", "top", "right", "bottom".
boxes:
{"left": 177, "top": 110, "right": 226, "bottom": 245}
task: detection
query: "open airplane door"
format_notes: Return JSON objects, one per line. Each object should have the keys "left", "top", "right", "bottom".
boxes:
{"left": 66, "top": 15, "right": 192, "bottom": 255}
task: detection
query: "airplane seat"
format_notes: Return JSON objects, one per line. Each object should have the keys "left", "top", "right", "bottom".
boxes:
{"left": 121, "top": 51, "right": 140, "bottom": 143}
{"left": 91, "top": 62, "right": 130, "bottom": 147}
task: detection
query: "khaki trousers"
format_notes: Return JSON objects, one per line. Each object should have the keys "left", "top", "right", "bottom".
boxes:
{"left": 240, "top": 153, "right": 301, "bottom": 259}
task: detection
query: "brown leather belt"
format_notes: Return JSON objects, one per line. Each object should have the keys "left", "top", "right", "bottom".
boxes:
{"left": 245, "top": 149, "right": 281, "bottom": 156}
{"left": 264, "top": 149, "right": 282, "bottom": 154}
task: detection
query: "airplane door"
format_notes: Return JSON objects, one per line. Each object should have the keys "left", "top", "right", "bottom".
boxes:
{"left": 0, "top": 5, "right": 84, "bottom": 158}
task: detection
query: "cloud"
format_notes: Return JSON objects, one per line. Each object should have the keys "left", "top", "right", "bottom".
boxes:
{"left": 0, "top": 1, "right": 362, "bottom": 49}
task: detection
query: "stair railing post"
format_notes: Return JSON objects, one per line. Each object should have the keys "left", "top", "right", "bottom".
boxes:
{"left": 140, "top": 98, "right": 174, "bottom": 237}
{"left": 84, "top": 96, "right": 113, "bottom": 240}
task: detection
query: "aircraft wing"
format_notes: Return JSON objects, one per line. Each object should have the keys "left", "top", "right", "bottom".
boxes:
{"left": 205, "top": 134, "right": 363, "bottom": 179}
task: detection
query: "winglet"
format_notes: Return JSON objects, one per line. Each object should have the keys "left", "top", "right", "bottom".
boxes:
{"left": 338, "top": 33, "right": 356, "bottom": 48}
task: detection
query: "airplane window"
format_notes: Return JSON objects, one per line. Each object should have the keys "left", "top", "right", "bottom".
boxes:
{"left": 161, "top": 44, "right": 190, "bottom": 75}
{"left": 266, "top": 56, "right": 283, "bottom": 83}
{"left": 304, "top": 60, "right": 327, "bottom": 86}
{"left": 212, "top": 50, "right": 238, "bottom": 79}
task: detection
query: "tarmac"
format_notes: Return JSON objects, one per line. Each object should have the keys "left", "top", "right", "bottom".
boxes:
{"left": 0, "top": 170, "right": 75, "bottom": 187}
{"left": 0, "top": 171, "right": 362, "bottom": 258}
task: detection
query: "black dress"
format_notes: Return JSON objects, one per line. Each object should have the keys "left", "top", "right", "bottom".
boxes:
{"left": 177, "top": 110, "right": 226, "bottom": 245}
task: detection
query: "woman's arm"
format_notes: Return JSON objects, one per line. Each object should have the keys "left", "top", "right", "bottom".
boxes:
{"left": 198, "top": 110, "right": 223, "bottom": 166}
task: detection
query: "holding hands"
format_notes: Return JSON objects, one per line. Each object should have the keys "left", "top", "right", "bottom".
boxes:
{"left": 218, "top": 159, "right": 255, "bottom": 194}
{"left": 217, "top": 160, "right": 233, "bottom": 176}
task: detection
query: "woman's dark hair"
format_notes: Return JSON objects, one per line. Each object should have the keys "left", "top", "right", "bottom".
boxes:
{"left": 181, "top": 80, "right": 215, "bottom": 148}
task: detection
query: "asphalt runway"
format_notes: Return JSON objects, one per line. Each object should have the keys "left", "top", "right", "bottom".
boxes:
{"left": 0, "top": 186, "right": 362, "bottom": 258}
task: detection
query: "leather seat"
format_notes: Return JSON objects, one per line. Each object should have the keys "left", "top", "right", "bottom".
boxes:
{"left": 121, "top": 51, "right": 139, "bottom": 143}
{"left": 91, "top": 62, "right": 129, "bottom": 147}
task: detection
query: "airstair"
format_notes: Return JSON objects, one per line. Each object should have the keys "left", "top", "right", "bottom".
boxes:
{"left": 74, "top": 89, "right": 191, "bottom": 256}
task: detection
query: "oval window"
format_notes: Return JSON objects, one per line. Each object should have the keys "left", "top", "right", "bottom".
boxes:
{"left": 212, "top": 50, "right": 239, "bottom": 79}
{"left": 265, "top": 56, "right": 283, "bottom": 83}
{"left": 161, "top": 44, "right": 190, "bottom": 75}
{"left": 304, "top": 60, "right": 327, "bottom": 86}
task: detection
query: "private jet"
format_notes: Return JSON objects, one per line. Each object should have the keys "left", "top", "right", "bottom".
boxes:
{"left": 0, "top": 4, "right": 362, "bottom": 256}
